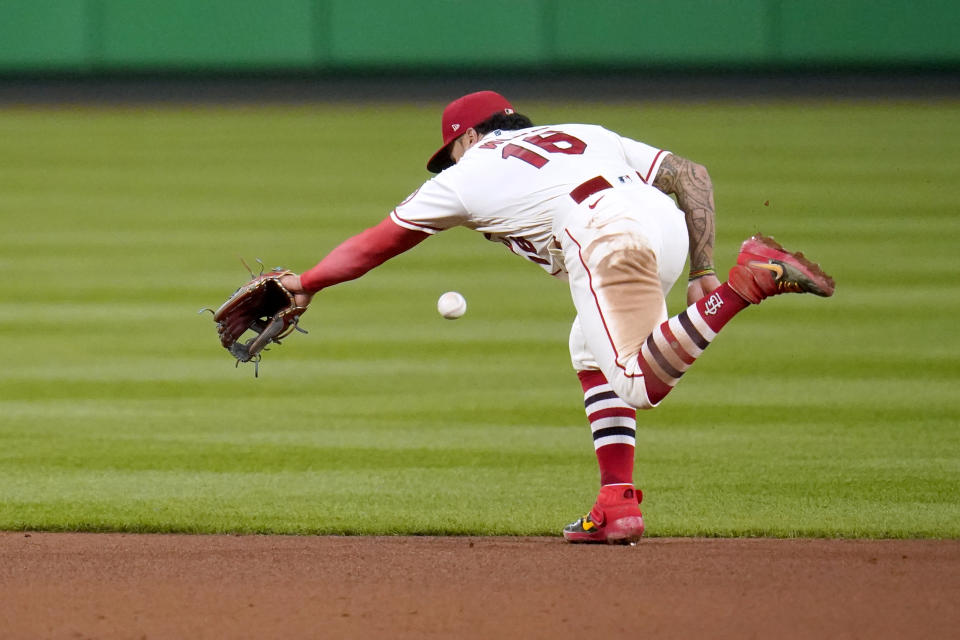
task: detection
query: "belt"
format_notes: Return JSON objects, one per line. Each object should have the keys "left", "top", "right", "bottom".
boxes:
{"left": 570, "top": 176, "right": 613, "bottom": 204}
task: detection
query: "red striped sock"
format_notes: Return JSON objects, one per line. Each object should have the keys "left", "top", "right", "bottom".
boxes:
{"left": 577, "top": 370, "right": 636, "bottom": 486}
{"left": 637, "top": 283, "right": 749, "bottom": 405}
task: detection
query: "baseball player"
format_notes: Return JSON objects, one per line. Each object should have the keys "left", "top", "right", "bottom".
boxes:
{"left": 279, "top": 91, "right": 834, "bottom": 544}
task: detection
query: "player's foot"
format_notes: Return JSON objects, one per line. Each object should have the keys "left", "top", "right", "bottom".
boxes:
{"left": 563, "top": 484, "right": 644, "bottom": 544}
{"left": 727, "top": 234, "right": 836, "bottom": 304}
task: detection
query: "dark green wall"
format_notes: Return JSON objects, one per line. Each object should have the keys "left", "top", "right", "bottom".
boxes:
{"left": 1, "top": 0, "right": 957, "bottom": 72}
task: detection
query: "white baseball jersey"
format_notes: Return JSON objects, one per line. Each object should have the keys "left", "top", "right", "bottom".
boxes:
{"left": 390, "top": 124, "right": 671, "bottom": 278}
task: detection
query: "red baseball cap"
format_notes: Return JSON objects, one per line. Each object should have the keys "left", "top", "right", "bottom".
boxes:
{"left": 426, "top": 90, "right": 515, "bottom": 173}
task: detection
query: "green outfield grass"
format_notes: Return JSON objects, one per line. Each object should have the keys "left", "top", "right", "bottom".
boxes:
{"left": 1, "top": 98, "right": 958, "bottom": 538}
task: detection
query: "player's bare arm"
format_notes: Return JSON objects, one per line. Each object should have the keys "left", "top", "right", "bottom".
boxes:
{"left": 652, "top": 153, "right": 720, "bottom": 303}
{"left": 652, "top": 154, "right": 716, "bottom": 274}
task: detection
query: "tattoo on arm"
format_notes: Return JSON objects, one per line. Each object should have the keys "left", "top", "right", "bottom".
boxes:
{"left": 653, "top": 154, "right": 716, "bottom": 272}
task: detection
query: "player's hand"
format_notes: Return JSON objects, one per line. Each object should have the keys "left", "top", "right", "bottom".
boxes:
{"left": 279, "top": 273, "right": 315, "bottom": 309}
{"left": 686, "top": 273, "right": 722, "bottom": 305}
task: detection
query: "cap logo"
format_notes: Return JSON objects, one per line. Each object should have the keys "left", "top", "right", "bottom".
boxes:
{"left": 451, "top": 123, "right": 461, "bottom": 132}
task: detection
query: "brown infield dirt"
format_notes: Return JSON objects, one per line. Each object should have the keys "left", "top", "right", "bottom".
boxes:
{"left": 2, "top": 533, "right": 959, "bottom": 639}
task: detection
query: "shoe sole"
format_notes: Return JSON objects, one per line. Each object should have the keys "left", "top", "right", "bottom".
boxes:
{"left": 738, "top": 234, "right": 836, "bottom": 297}
{"left": 603, "top": 516, "right": 645, "bottom": 544}
{"left": 563, "top": 516, "right": 645, "bottom": 545}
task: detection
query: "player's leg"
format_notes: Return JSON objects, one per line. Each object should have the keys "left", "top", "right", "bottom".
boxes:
{"left": 561, "top": 193, "right": 834, "bottom": 410}
{"left": 560, "top": 188, "right": 688, "bottom": 410}
{"left": 562, "top": 334, "right": 645, "bottom": 544}
{"left": 568, "top": 317, "right": 637, "bottom": 486}
{"left": 558, "top": 219, "right": 736, "bottom": 544}
{"left": 577, "top": 368, "right": 636, "bottom": 486}
{"left": 628, "top": 233, "right": 836, "bottom": 404}
{"left": 560, "top": 190, "right": 672, "bottom": 543}
{"left": 560, "top": 190, "right": 834, "bottom": 543}
{"left": 568, "top": 256, "right": 833, "bottom": 411}
{"left": 564, "top": 380, "right": 643, "bottom": 543}
{"left": 562, "top": 287, "right": 651, "bottom": 544}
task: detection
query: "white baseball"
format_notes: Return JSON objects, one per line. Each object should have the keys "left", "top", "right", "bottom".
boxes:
{"left": 437, "top": 291, "right": 467, "bottom": 319}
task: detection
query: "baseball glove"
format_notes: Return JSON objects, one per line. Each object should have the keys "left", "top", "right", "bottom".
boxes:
{"left": 208, "top": 266, "right": 308, "bottom": 375}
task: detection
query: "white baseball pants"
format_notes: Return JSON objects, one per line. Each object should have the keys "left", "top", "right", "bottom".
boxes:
{"left": 560, "top": 183, "right": 689, "bottom": 409}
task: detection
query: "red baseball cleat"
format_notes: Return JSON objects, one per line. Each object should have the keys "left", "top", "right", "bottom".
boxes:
{"left": 563, "top": 484, "right": 644, "bottom": 544}
{"left": 727, "top": 234, "right": 836, "bottom": 304}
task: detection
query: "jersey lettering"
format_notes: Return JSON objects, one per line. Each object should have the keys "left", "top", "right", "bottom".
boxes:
{"left": 481, "top": 130, "right": 588, "bottom": 169}
{"left": 502, "top": 143, "right": 548, "bottom": 168}
{"left": 524, "top": 131, "right": 587, "bottom": 156}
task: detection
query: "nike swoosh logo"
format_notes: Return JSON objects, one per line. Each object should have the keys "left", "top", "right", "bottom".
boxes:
{"left": 752, "top": 262, "right": 784, "bottom": 279}
{"left": 588, "top": 196, "right": 605, "bottom": 209}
